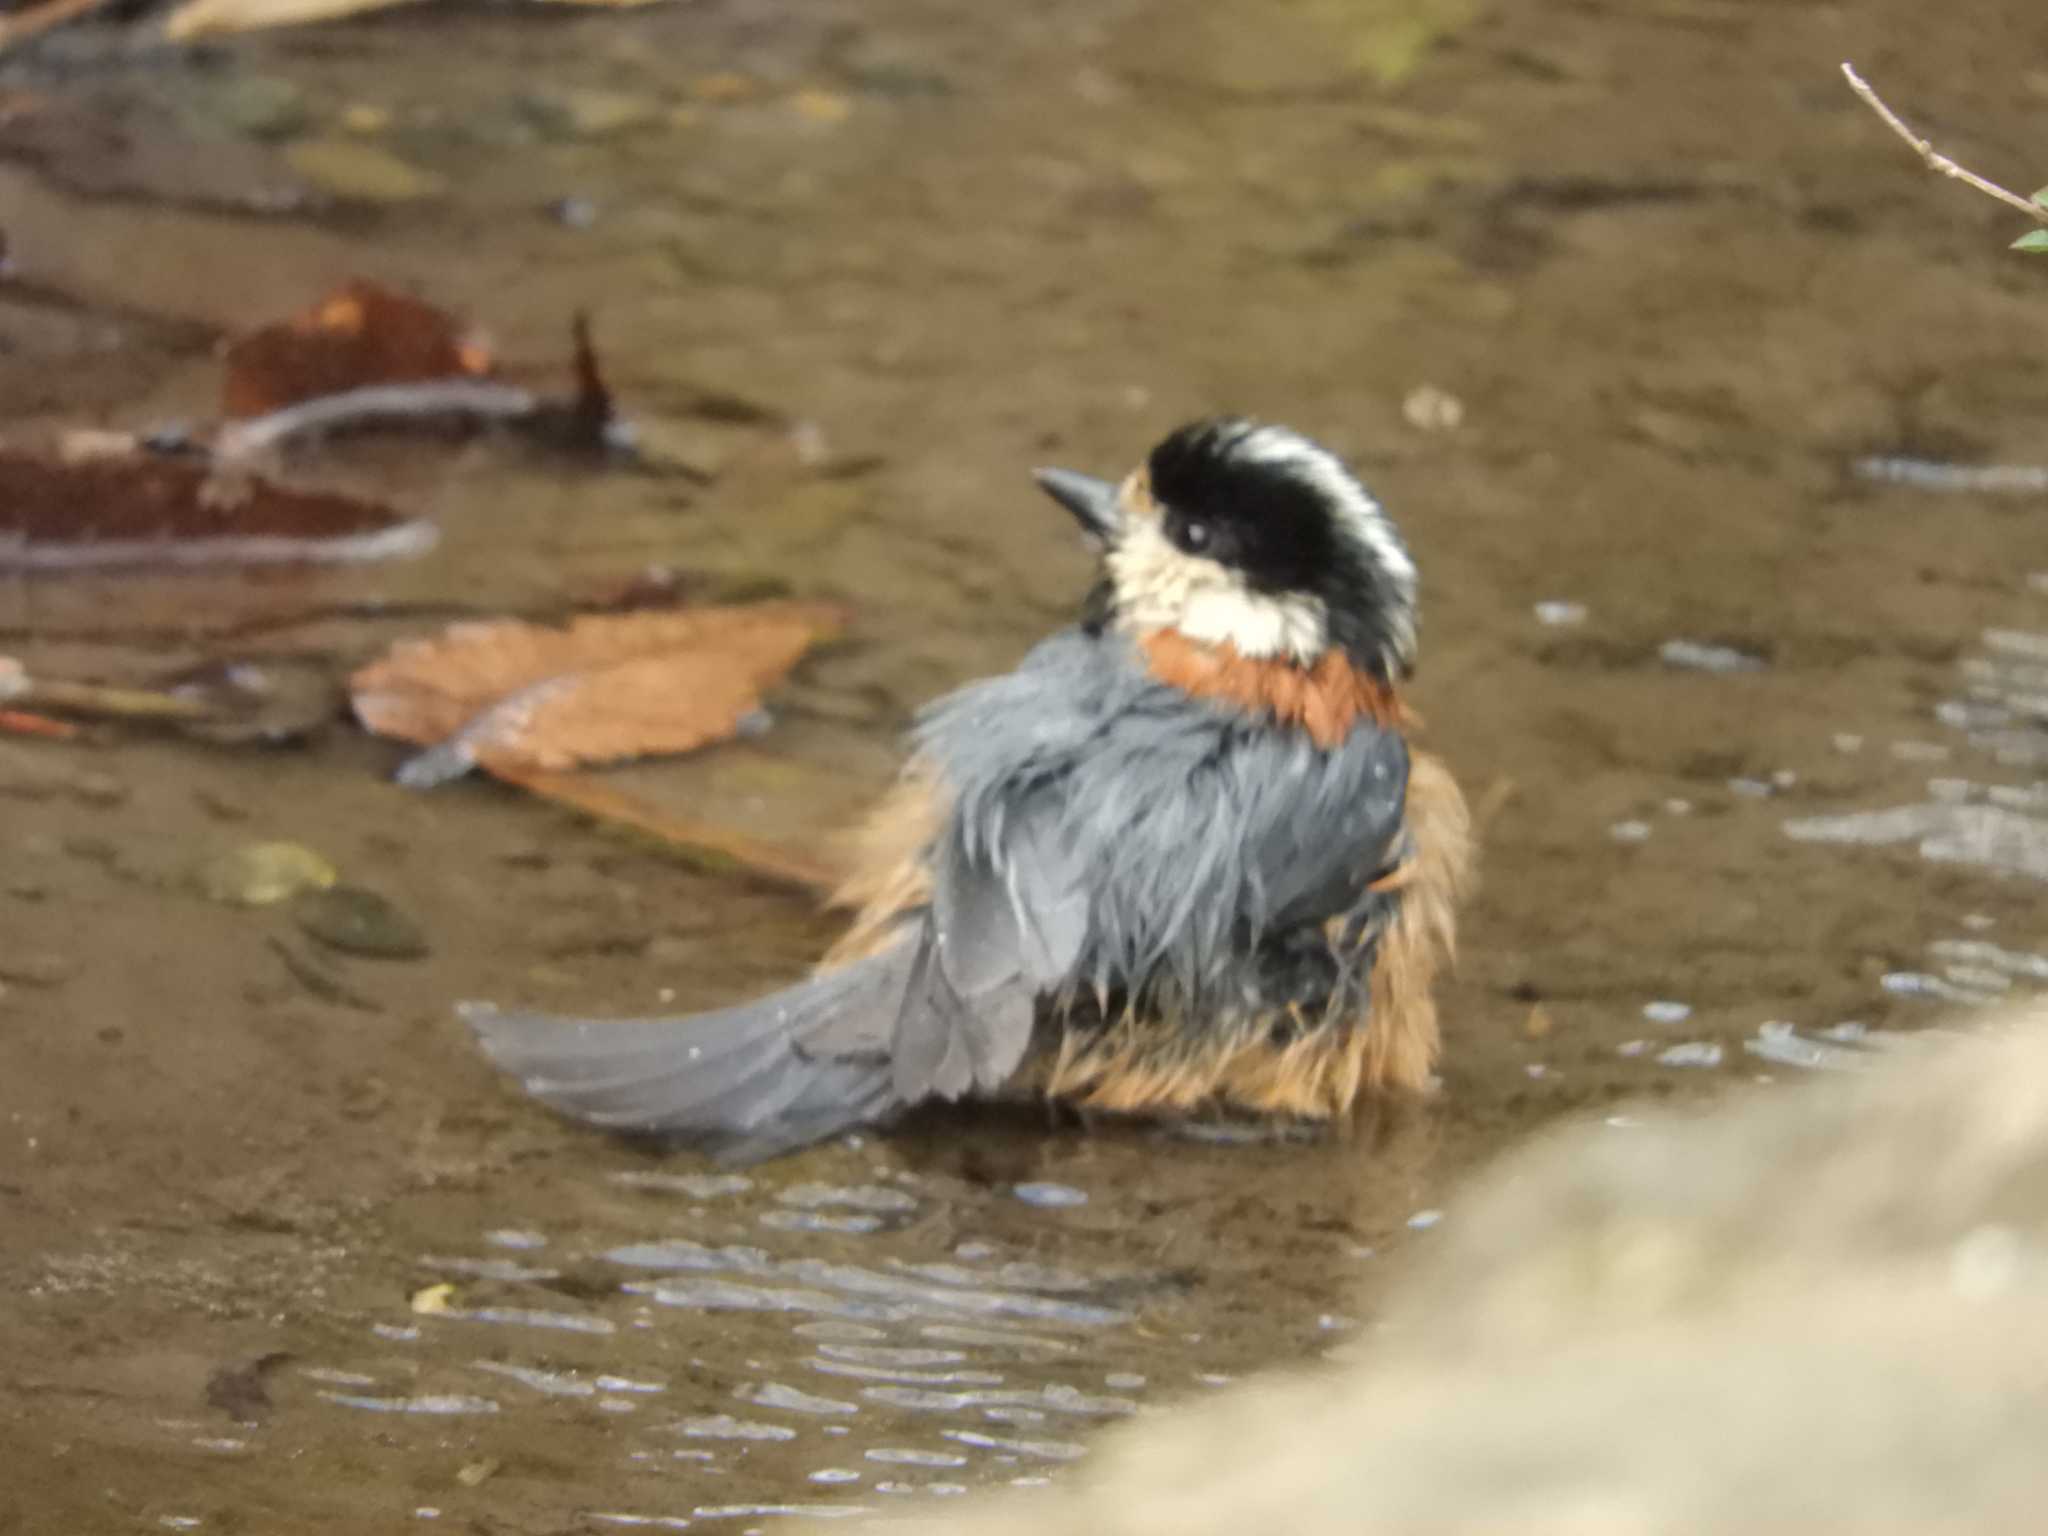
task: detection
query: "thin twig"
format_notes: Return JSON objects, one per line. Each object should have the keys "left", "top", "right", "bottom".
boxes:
{"left": 1840, "top": 61, "right": 2048, "bottom": 226}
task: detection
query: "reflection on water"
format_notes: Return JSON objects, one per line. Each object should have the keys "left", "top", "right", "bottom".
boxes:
{"left": 1777, "top": 622, "right": 2048, "bottom": 1054}
{"left": 306, "top": 1171, "right": 1219, "bottom": 1516}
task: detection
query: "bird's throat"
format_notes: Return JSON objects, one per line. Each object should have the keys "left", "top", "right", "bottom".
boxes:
{"left": 1140, "top": 630, "right": 1408, "bottom": 748}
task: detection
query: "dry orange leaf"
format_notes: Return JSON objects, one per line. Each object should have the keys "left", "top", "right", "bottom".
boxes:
{"left": 0, "top": 709, "right": 78, "bottom": 741}
{"left": 349, "top": 602, "right": 847, "bottom": 778}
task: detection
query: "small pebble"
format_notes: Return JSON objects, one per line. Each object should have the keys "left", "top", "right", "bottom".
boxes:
{"left": 1401, "top": 383, "right": 1464, "bottom": 432}
{"left": 295, "top": 885, "right": 429, "bottom": 960}
{"left": 1533, "top": 600, "right": 1587, "bottom": 627}
{"left": 1609, "top": 820, "right": 1651, "bottom": 843}
{"left": 550, "top": 195, "right": 599, "bottom": 229}
{"left": 1642, "top": 1000, "right": 1692, "bottom": 1025}
{"left": 1406, "top": 1209, "right": 1443, "bottom": 1231}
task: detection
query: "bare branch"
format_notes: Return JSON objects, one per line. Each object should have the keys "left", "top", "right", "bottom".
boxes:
{"left": 1841, "top": 61, "right": 2048, "bottom": 226}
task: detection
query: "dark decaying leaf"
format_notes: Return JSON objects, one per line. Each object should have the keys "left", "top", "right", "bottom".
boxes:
{"left": 205, "top": 1351, "right": 293, "bottom": 1423}
{"left": 222, "top": 280, "right": 491, "bottom": 420}
{"left": 0, "top": 450, "right": 434, "bottom": 570}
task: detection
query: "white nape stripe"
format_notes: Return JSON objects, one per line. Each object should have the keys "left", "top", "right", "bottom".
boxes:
{"left": 1232, "top": 425, "right": 1418, "bottom": 593}
{"left": 1107, "top": 517, "right": 1329, "bottom": 662}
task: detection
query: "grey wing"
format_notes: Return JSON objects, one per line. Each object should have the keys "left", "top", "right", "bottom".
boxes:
{"left": 1248, "top": 724, "right": 1411, "bottom": 935}
{"left": 804, "top": 786, "right": 1089, "bottom": 1107}
{"left": 903, "top": 788, "right": 1089, "bottom": 1101}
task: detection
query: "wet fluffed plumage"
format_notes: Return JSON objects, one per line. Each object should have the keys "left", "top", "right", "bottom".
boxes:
{"left": 465, "top": 626, "right": 1423, "bottom": 1162}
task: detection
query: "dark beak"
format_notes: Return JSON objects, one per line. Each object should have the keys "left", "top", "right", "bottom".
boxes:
{"left": 1032, "top": 468, "right": 1121, "bottom": 544}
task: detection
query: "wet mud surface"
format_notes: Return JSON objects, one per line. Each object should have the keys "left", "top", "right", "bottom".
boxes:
{"left": 4, "top": 0, "right": 2048, "bottom": 1528}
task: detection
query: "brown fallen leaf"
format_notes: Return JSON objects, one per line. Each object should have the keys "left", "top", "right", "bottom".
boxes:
{"left": 349, "top": 602, "right": 848, "bottom": 779}
{"left": 0, "top": 449, "right": 434, "bottom": 570}
{"left": 222, "top": 279, "right": 491, "bottom": 420}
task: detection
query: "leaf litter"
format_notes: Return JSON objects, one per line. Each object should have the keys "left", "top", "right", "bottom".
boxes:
{"left": 3, "top": 280, "right": 630, "bottom": 571}
{"left": 11, "top": 261, "right": 823, "bottom": 884}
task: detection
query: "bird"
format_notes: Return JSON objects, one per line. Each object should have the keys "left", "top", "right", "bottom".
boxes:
{"left": 461, "top": 417, "right": 1473, "bottom": 1163}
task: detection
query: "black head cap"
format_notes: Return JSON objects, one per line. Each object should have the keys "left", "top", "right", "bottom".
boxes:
{"left": 1144, "top": 417, "right": 1418, "bottom": 678}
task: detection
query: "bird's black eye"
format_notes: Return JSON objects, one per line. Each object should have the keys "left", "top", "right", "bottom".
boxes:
{"left": 1176, "top": 518, "right": 1211, "bottom": 554}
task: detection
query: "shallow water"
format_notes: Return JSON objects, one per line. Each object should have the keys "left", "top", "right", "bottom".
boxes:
{"left": 4, "top": 0, "right": 2048, "bottom": 1527}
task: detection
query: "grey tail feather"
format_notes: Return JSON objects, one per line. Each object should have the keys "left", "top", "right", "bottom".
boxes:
{"left": 458, "top": 946, "right": 914, "bottom": 1162}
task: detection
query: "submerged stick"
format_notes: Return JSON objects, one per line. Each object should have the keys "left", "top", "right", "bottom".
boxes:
{"left": 0, "top": 655, "right": 223, "bottom": 723}
{"left": 20, "top": 677, "right": 219, "bottom": 722}
{"left": 213, "top": 380, "right": 542, "bottom": 462}
{"left": 491, "top": 764, "right": 842, "bottom": 895}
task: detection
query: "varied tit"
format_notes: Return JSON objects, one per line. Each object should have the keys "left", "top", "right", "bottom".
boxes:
{"left": 463, "top": 417, "right": 1473, "bottom": 1163}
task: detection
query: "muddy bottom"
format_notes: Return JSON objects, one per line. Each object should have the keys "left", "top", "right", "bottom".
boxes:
{"left": 5, "top": 0, "right": 2048, "bottom": 1529}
